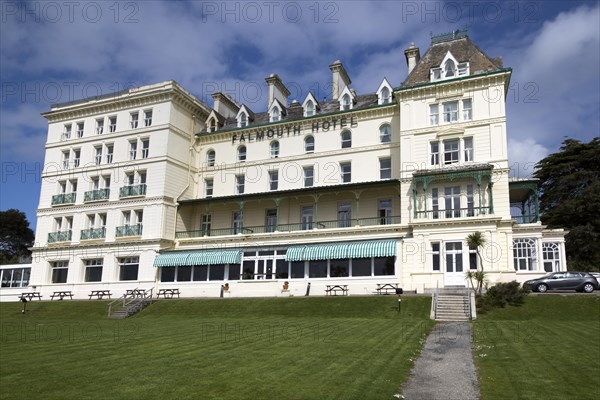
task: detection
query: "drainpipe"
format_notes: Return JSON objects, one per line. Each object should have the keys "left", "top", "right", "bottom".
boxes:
{"left": 172, "top": 114, "right": 197, "bottom": 239}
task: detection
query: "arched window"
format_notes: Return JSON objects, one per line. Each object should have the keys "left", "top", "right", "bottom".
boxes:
{"left": 341, "top": 94, "right": 351, "bottom": 111}
{"left": 341, "top": 130, "right": 352, "bottom": 148}
{"left": 210, "top": 118, "right": 216, "bottom": 132}
{"left": 513, "top": 238, "right": 537, "bottom": 271}
{"left": 379, "top": 124, "right": 391, "bottom": 143}
{"left": 304, "top": 136, "right": 315, "bottom": 153}
{"left": 237, "top": 145, "right": 247, "bottom": 162}
{"left": 271, "top": 107, "right": 281, "bottom": 122}
{"left": 270, "top": 141, "right": 279, "bottom": 158}
{"left": 381, "top": 87, "right": 391, "bottom": 104}
{"left": 542, "top": 242, "right": 561, "bottom": 272}
{"left": 306, "top": 100, "right": 314, "bottom": 117}
{"left": 444, "top": 59, "right": 456, "bottom": 78}
{"left": 206, "top": 150, "right": 215, "bottom": 167}
{"left": 239, "top": 112, "right": 247, "bottom": 128}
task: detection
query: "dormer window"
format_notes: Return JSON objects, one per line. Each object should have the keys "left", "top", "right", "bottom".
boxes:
{"left": 341, "top": 94, "right": 351, "bottom": 111}
{"left": 302, "top": 92, "right": 320, "bottom": 117}
{"left": 376, "top": 78, "right": 394, "bottom": 105}
{"left": 431, "top": 51, "right": 469, "bottom": 82}
{"left": 444, "top": 59, "right": 456, "bottom": 77}
{"left": 380, "top": 87, "right": 391, "bottom": 104}
{"left": 209, "top": 118, "right": 216, "bottom": 132}
{"left": 270, "top": 107, "right": 281, "bottom": 122}
{"left": 239, "top": 112, "right": 248, "bottom": 128}
{"left": 306, "top": 101, "right": 314, "bottom": 117}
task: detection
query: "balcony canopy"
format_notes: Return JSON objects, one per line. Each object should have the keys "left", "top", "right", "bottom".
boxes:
{"left": 285, "top": 240, "right": 396, "bottom": 262}
{"left": 154, "top": 249, "right": 242, "bottom": 267}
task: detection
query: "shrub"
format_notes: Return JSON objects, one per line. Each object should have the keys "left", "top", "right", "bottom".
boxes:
{"left": 477, "top": 281, "right": 530, "bottom": 314}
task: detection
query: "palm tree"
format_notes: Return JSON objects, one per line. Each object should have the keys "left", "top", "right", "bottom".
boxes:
{"left": 466, "top": 231, "right": 487, "bottom": 295}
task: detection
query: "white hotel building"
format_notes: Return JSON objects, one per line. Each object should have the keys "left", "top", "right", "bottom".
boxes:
{"left": 3, "top": 31, "right": 567, "bottom": 300}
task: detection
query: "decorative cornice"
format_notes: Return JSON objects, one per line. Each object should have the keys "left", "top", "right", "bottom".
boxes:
{"left": 37, "top": 196, "right": 176, "bottom": 214}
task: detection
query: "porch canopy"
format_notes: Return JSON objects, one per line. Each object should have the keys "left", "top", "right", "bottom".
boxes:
{"left": 153, "top": 249, "right": 242, "bottom": 267}
{"left": 285, "top": 240, "right": 396, "bottom": 262}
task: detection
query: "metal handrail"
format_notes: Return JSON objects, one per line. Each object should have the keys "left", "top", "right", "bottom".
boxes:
{"left": 466, "top": 284, "right": 473, "bottom": 320}
{"left": 434, "top": 281, "right": 439, "bottom": 319}
{"left": 107, "top": 287, "right": 153, "bottom": 317}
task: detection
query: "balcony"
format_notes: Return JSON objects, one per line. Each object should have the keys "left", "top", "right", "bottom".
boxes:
{"left": 80, "top": 227, "right": 106, "bottom": 240}
{"left": 51, "top": 193, "right": 76, "bottom": 206}
{"left": 415, "top": 208, "right": 489, "bottom": 220}
{"left": 48, "top": 230, "right": 72, "bottom": 243}
{"left": 175, "top": 215, "right": 401, "bottom": 239}
{"left": 119, "top": 184, "right": 146, "bottom": 198}
{"left": 116, "top": 224, "right": 143, "bottom": 237}
{"left": 84, "top": 188, "right": 110, "bottom": 202}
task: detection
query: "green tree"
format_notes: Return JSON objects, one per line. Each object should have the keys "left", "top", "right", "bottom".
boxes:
{"left": 0, "top": 209, "right": 34, "bottom": 264}
{"left": 534, "top": 138, "right": 600, "bottom": 271}
{"left": 466, "top": 231, "right": 487, "bottom": 295}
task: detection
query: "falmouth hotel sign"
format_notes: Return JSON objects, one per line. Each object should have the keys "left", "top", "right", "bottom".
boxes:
{"left": 231, "top": 116, "right": 358, "bottom": 144}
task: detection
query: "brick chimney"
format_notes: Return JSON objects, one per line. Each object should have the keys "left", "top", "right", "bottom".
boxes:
{"left": 404, "top": 43, "right": 421, "bottom": 75}
{"left": 329, "top": 60, "right": 351, "bottom": 101}
{"left": 265, "top": 74, "right": 291, "bottom": 108}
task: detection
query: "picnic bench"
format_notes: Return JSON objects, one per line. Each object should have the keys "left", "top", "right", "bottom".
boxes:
{"left": 125, "top": 289, "right": 147, "bottom": 298}
{"left": 50, "top": 291, "right": 73, "bottom": 300}
{"left": 376, "top": 283, "right": 400, "bottom": 295}
{"left": 157, "top": 288, "right": 180, "bottom": 299}
{"left": 88, "top": 290, "right": 111, "bottom": 300}
{"left": 325, "top": 285, "right": 348, "bottom": 296}
{"left": 19, "top": 292, "right": 42, "bottom": 301}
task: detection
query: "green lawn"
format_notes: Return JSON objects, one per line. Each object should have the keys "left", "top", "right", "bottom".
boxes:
{"left": 0, "top": 296, "right": 433, "bottom": 400}
{"left": 473, "top": 296, "right": 600, "bottom": 400}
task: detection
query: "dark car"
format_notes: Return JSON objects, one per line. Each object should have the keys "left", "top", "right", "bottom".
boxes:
{"left": 523, "top": 272, "right": 599, "bottom": 293}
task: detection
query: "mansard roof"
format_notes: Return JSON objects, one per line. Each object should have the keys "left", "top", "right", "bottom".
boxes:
{"left": 402, "top": 34, "right": 504, "bottom": 87}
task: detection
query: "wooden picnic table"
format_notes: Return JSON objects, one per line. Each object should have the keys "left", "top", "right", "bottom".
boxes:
{"left": 157, "top": 288, "right": 180, "bottom": 299}
{"left": 88, "top": 290, "right": 111, "bottom": 300}
{"left": 125, "top": 289, "right": 146, "bottom": 298}
{"left": 376, "top": 283, "right": 400, "bottom": 295}
{"left": 19, "top": 292, "right": 42, "bottom": 301}
{"left": 325, "top": 285, "right": 348, "bottom": 296}
{"left": 50, "top": 291, "right": 73, "bottom": 300}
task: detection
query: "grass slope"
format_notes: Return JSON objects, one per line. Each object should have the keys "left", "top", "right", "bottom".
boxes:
{"left": 473, "top": 296, "right": 600, "bottom": 400}
{"left": 0, "top": 297, "right": 433, "bottom": 400}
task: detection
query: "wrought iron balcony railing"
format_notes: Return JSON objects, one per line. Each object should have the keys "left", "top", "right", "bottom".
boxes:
{"left": 48, "top": 230, "right": 72, "bottom": 243}
{"left": 119, "top": 184, "right": 146, "bottom": 198}
{"left": 415, "top": 207, "right": 489, "bottom": 219}
{"left": 80, "top": 227, "right": 106, "bottom": 240}
{"left": 51, "top": 193, "right": 76, "bottom": 206}
{"left": 84, "top": 188, "right": 110, "bottom": 202}
{"left": 116, "top": 224, "right": 143, "bottom": 237}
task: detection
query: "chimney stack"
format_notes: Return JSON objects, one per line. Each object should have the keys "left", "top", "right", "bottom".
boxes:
{"left": 404, "top": 43, "right": 421, "bottom": 75}
{"left": 265, "top": 74, "right": 291, "bottom": 108}
{"left": 211, "top": 92, "right": 240, "bottom": 118}
{"left": 329, "top": 60, "right": 351, "bottom": 100}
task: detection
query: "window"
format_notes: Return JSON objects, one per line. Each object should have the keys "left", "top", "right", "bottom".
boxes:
{"left": 378, "top": 199, "right": 392, "bottom": 225}
{"left": 84, "top": 259, "right": 103, "bottom": 282}
{"left": 431, "top": 68, "right": 442, "bottom": 81}
{"left": 270, "top": 107, "right": 281, "bottom": 122}
{"left": 457, "top": 62, "right": 469, "bottom": 76}
{"left": 467, "top": 185, "right": 474, "bottom": 217}
{"left": 303, "top": 166, "right": 314, "bottom": 187}
{"left": 119, "top": 257, "right": 139, "bottom": 281}
{"left": 306, "top": 100, "right": 314, "bottom": 117}
{"left": 95, "top": 119, "right": 104, "bottom": 135}
{"left": 73, "top": 149, "right": 80, "bottom": 167}
{"left": 444, "top": 59, "right": 456, "bottom": 78}
{"left": 290, "top": 261, "right": 305, "bottom": 279}
{"left": 76, "top": 122, "right": 84, "bottom": 138}
{"left": 464, "top": 137, "right": 473, "bottom": 162}
{"left": 304, "top": 136, "right": 314, "bottom": 153}
{"left": 205, "top": 178, "right": 213, "bottom": 198}
{"left": 51, "top": 261, "right": 69, "bottom": 283}
{"left": 513, "top": 238, "right": 538, "bottom": 271}
{"left": 379, "top": 124, "right": 391, "bottom": 143}
{"left": 130, "top": 112, "right": 139, "bottom": 129}
{"left": 209, "top": 118, "right": 216, "bottom": 132}
{"left": 430, "top": 142, "right": 439, "bottom": 165}
{"left": 380, "top": 87, "right": 391, "bottom": 104}
{"left": 309, "top": 260, "right": 328, "bottom": 278}
{"left": 429, "top": 104, "right": 439, "bottom": 125}
{"left": 144, "top": 110, "right": 152, "bottom": 127}
{"left": 128, "top": 141, "right": 137, "bottom": 160}
{"left": 374, "top": 257, "right": 395, "bottom": 276}
{"left": 239, "top": 112, "right": 248, "bottom": 128}
{"left": 352, "top": 258, "right": 371, "bottom": 277}
{"left": 338, "top": 202, "right": 352, "bottom": 228}
{"left": 542, "top": 243, "right": 560, "bottom": 272}
{"left": 301, "top": 206, "right": 313, "bottom": 230}
{"left": 444, "top": 140, "right": 459, "bottom": 164}
{"left": 95, "top": 146, "right": 102, "bottom": 165}
{"left": 265, "top": 209, "right": 277, "bottom": 232}
{"left": 379, "top": 158, "right": 391, "bottom": 180}
{"left": 206, "top": 150, "right": 215, "bottom": 167}
{"left": 443, "top": 101, "right": 458, "bottom": 123}
{"left": 341, "top": 94, "right": 351, "bottom": 111}
{"left": 106, "top": 144, "right": 114, "bottom": 164}
{"left": 462, "top": 99, "right": 472, "bottom": 121}
{"left": 445, "top": 242, "right": 463, "bottom": 272}
{"left": 432, "top": 243, "right": 440, "bottom": 271}
{"left": 232, "top": 211, "right": 243, "bottom": 234}
{"left": 269, "top": 170, "right": 278, "bottom": 191}
{"left": 236, "top": 175, "right": 245, "bottom": 194}
{"left": 341, "top": 130, "right": 352, "bottom": 148}
{"left": 141, "top": 139, "right": 149, "bottom": 158}
{"left": 62, "top": 124, "right": 72, "bottom": 140}
{"left": 109, "top": 116, "right": 117, "bottom": 133}
{"left": 270, "top": 141, "right": 279, "bottom": 158}
{"left": 432, "top": 188, "right": 439, "bottom": 219}
{"left": 62, "top": 151, "right": 70, "bottom": 169}
{"left": 444, "top": 186, "right": 461, "bottom": 218}
{"left": 0, "top": 267, "right": 30, "bottom": 288}
{"left": 201, "top": 214, "right": 211, "bottom": 236}
{"left": 237, "top": 146, "right": 246, "bottom": 162}
{"left": 469, "top": 246, "right": 478, "bottom": 270}
{"left": 340, "top": 162, "right": 351, "bottom": 183}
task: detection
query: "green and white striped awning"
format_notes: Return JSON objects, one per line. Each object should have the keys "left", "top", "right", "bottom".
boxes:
{"left": 154, "top": 249, "right": 241, "bottom": 267}
{"left": 285, "top": 240, "right": 396, "bottom": 262}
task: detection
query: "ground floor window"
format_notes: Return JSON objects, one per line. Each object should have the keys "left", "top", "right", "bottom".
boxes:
{"left": 542, "top": 242, "right": 560, "bottom": 272}
{"left": 1, "top": 267, "right": 31, "bottom": 287}
{"left": 119, "top": 257, "right": 139, "bottom": 281}
{"left": 513, "top": 238, "right": 537, "bottom": 271}
{"left": 283, "top": 257, "right": 395, "bottom": 279}
{"left": 84, "top": 259, "right": 103, "bottom": 282}
{"left": 51, "top": 261, "right": 69, "bottom": 283}
{"left": 160, "top": 264, "right": 240, "bottom": 282}
{"left": 431, "top": 243, "right": 440, "bottom": 271}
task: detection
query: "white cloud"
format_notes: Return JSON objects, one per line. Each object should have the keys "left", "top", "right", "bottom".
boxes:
{"left": 507, "top": 138, "right": 550, "bottom": 178}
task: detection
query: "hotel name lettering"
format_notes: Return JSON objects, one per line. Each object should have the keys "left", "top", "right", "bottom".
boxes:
{"left": 231, "top": 116, "right": 358, "bottom": 145}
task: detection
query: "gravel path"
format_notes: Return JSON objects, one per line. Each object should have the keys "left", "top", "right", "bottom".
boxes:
{"left": 400, "top": 322, "right": 480, "bottom": 400}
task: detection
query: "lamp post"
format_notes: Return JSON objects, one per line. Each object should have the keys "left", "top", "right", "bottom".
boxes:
{"left": 396, "top": 288, "right": 403, "bottom": 313}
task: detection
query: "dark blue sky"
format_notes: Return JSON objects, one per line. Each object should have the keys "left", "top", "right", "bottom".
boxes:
{"left": 1, "top": 0, "right": 599, "bottom": 230}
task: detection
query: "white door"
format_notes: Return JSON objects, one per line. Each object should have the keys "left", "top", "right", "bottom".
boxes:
{"left": 444, "top": 242, "right": 466, "bottom": 286}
